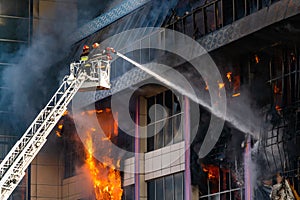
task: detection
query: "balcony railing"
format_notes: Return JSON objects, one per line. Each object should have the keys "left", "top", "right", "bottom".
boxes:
{"left": 165, "top": 0, "right": 281, "bottom": 39}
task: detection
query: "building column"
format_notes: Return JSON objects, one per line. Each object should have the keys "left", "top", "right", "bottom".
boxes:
{"left": 184, "top": 96, "right": 192, "bottom": 200}
{"left": 135, "top": 97, "right": 140, "bottom": 200}
{"left": 244, "top": 135, "right": 252, "bottom": 200}
{"left": 135, "top": 96, "right": 147, "bottom": 200}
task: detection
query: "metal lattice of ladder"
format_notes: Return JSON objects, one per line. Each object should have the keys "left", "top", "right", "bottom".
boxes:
{"left": 0, "top": 72, "right": 86, "bottom": 200}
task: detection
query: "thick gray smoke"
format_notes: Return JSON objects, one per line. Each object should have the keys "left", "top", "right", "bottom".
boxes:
{"left": 0, "top": 1, "right": 100, "bottom": 134}
{"left": 0, "top": 0, "right": 182, "bottom": 148}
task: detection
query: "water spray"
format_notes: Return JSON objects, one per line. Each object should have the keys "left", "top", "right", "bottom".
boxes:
{"left": 111, "top": 49, "right": 257, "bottom": 137}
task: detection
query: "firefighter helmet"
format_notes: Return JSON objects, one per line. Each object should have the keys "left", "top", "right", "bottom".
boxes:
{"left": 92, "top": 43, "right": 100, "bottom": 49}
{"left": 83, "top": 45, "right": 90, "bottom": 50}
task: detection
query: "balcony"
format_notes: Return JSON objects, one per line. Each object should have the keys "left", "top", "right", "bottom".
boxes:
{"left": 165, "top": 0, "right": 299, "bottom": 51}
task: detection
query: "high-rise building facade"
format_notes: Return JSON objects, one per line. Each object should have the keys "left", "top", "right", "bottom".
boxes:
{"left": 1, "top": 0, "right": 300, "bottom": 199}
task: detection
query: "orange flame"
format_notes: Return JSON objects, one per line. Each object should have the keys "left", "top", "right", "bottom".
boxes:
{"left": 233, "top": 75, "right": 240, "bottom": 96}
{"left": 226, "top": 72, "right": 232, "bottom": 82}
{"left": 201, "top": 164, "right": 220, "bottom": 193}
{"left": 232, "top": 93, "right": 241, "bottom": 97}
{"left": 218, "top": 82, "right": 225, "bottom": 89}
{"left": 58, "top": 124, "right": 63, "bottom": 130}
{"left": 202, "top": 164, "right": 219, "bottom": 180}
{"left": 55, "top": 121, "right": 64, "bottom": 137}
{"left": 275, "top": 105, "right": 281, "bottom": 112}
{"left": 62, "top": 110, "right": 68, "bottom": 116}
{"left": 274, "top": 85, "right": 280, "bottom": 94}
{"left": 205, "top": 81, "right": 209, "bottom": 91}
{"left": 55, "top": 130, "right": 62, "bottom": 137}
{"left": 85, "top": 132, "right": 123, "bottom": 200}
{"left": 254, "top": 55, "right": 260, "bottom": 64}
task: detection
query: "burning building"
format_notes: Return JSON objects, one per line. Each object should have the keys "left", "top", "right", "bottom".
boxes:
{"left": 1, "top": 0, "right": 300, "bottom": 200}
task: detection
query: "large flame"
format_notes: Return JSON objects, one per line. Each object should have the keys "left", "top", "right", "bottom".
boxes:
{"left": 82, "top": 108, "right": 122, "bottom": 200}
{"left": 85, "top": 132, "right": 123, "bottom": 200}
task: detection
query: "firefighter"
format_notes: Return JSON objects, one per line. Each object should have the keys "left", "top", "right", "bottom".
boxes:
{"left": 271, "top": 173, "right": 295, "bottom": 200}
{"left": 80, "top": 45, "right": 90, "bottom": 61}
{"left": 92, "top": 42, "right": 100, "bottom": 49}
{"left": 80, "top": 45, "right": 92, "bottom": 75}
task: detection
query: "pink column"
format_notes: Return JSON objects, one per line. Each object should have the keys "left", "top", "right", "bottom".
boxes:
{"left": 135, "top": 98, "right": 140, "bottom": 200}
{"left": 244, "top": 135, "right": 252, "bottom": 200}
{"left": 184, "top": 96, "right": 191, "bottom": 200}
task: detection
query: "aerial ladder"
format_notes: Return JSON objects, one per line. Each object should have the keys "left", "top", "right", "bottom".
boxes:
{"left": 0, "top": 46, "right": 115, "bottom": 199}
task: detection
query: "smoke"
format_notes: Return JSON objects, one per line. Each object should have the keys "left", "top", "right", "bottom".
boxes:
{"left": 227, "top": 86, "right": 263, "bottom": 138}
{"left": 92, "top": 0, "right": 179, "bottom": 51}
{"left": 0, "top": 1, "right": 133, "bottom": 134}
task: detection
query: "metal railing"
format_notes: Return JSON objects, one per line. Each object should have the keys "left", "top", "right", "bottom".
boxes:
{"left": 165, "top": 0, "right": 281, "bottom": 39}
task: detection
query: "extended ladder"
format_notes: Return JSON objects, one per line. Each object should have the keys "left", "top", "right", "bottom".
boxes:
{"left": 0, "top": 72, "right": 86, "bottom": 199}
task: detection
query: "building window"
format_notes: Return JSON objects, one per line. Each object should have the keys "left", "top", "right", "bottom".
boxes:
{"left": 0, "top": 0, "right": 29, "bottom": 17}
{"left": 0, "top": 135, "right": 16, "bottom": 160}
{"left": 0, "top": 17, "right": 29, "bottom": 41}
{"left": 122, "top": 185, "right": 135, "bottom": 200}
{"left": 199, "top": 164, "right": 243, "bottom": 199}
{"left": 147, "top": 172, "right": 184, "bottom": 200}
{"left": 147, "top": 90, "right": 183, "bottom": 152}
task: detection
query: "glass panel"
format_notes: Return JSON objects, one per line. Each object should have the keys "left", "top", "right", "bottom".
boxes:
{"left": 260, "top": 0, "right": 269, "bottom": 9}
{"left": 141, "top": 39, "right": 150, "bottom": 64}
{"left": 0, "top": 64, "right": 11, "bottom": 83}
{"left": 205, "top": 5, "right": 215, "bottom": 33}
{"left": 207, "top": 166, "right": 220, "bottom": 194}
{"left": 0, "top": 17, "right": 29, "bottom": 41}
{"left": 184, "top": 14, "right": 194, "bottom": 38}
{"left": 118, "top": 128, "right": 135, "bottom": 153}
{"left": 194, "top": 9, "right": 205, "bottom": 38}
{"left": 156, "top": 93, "right": 164, "bottom": 120}
{"left": 147, "top": 96, "right": 155, "bottom": 123}
{"left": 173, "top": 94, "right": 181, "bottom": 115}
{"left": 235, "top": 0, "right": 245, "bottom": 20}
{"left": 164, "top": 118, "right": 173, "bottom": 146}
{"left": 223, "top": 0, "right": 233, "bottom": 25}
{"left": 247, "top": 0, "right": 258, "bottom": 14}
{"left": 148, "top": 181, "right": 155, "bottom": 200}
{"left": 174, "top": 19, "right": 184, "bottom": 33}
{"left": 174, "top": 173, "right": 183, "bottom": 200}
{"left": 0, "top": 0, "right": 29, "bottom": 17}
{"left": 124, "top": 52, "right": 135, "bottom": 72}
{"left": 216, "top": 1, "right": 223, "bottom": 29}
{"left": 165, "top": 90, "right": 173, "bottom": 116}
{"left": 165, "top": 175, "right": 174, "bottom": 200}
{"left": 111, "top": 57, "right": 122, "bottom": 79}
{"left": 231, "top": 190, "right": 242, "bottom": 199}
{"left": 0, "top": 142, "right": 9, "bottom": 159}
{"left": 220, "top": 169, "right": 230, "bottom": 191}
{"left": 110, "top": 60, "right": 116, "bottom": 80}
{"left": 147, "top": 124, "right": 155, "bottom": 152}
{"left": 0, "top": 42, "right": 27, "bottom": 63}
{"left": 271, "top": 0, "right": 280, "bottom": 4}
{"left": 173, "top": 115, "right": 183, "bottom": 143}
{"left": 155, "top": 121, "right": 164, "bottom": 149}
{"left": 156, "top": 178, "right": 164, "bottom": 200}
{"left": 123, "top": 185, "right": 135, "bottom": 200}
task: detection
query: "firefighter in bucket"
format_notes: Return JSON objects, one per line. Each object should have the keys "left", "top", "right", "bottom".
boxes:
{"left": 76, "top": 43, "right": 114, "bottom": 91}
